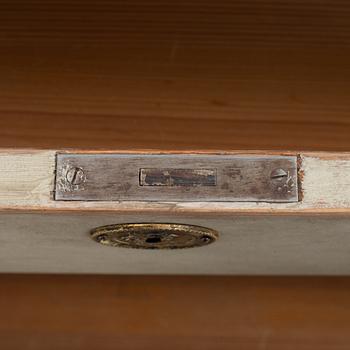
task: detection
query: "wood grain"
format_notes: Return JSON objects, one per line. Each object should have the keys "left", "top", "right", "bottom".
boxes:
{"left": 0, "top": 0, "right": 349, "bottom": 150}
{"left": 1, "top": 1, "right": 350, "bottom": 348}
{"left": 1, "top": 275, "right": 350, "bottom": 350}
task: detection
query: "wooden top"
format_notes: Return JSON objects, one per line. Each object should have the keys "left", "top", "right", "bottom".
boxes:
{"left": 2, "top": 274, "right": 350, "bottom": 350}
{"left": 1, "top": 0, "right": 350, "bottom": 151}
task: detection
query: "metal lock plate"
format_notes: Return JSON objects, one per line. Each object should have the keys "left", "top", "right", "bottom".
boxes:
{"left": 55, "top": 154, "right": 298, "bottom": 202}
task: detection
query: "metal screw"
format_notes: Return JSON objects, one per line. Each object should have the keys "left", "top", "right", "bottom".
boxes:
{"left": 97, "top": 234, "right": 109, "bottom": 244}
{"left": 200, "top": 235, "right": 211, "bottom": 243}
{"left": 270, "top": 168, "right": 288, "bottom": 181}
{"left": 66, "top": 167, "right": 85, "bottom": 185}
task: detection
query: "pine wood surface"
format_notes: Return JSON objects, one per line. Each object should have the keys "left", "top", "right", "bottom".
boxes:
{"left": 1, "top": 275, "right": 350, "bottom": 350}
{"left": 1, "top": 0, "right": 350, "bottom": 348}
{"left": 0, "top": 0, "right": 349, "bottom": 151}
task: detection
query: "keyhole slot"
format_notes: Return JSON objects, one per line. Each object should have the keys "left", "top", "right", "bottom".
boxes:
{"left": 145, "top": 235, "right": 163, "bottom": 244}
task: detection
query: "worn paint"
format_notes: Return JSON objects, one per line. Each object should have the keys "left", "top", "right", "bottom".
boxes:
{"left": 0, "top": 151, "right": 350, "bottom": 212}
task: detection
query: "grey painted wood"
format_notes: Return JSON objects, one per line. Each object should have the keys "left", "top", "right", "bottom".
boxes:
{"left": 1, "top": 212, "right": 350, "bottom": 275}
{"left": 55, "top": 154, "right": 298, "bottom": 202}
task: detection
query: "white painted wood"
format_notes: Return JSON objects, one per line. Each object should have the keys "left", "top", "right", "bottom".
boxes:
{"left": 0, "top": 150, "right": 55, "bottom": 207}
{"left": 0, "top": 150, "right": 349, "bottom": 213}
{"left": 301, "top": 155, "right": 350, "bottom": 208}
{"left": 1, "top": 212, "right": 350, "bottom": 275}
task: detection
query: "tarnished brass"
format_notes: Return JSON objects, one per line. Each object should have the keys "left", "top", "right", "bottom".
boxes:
{"left": 90, "top": 223, "right": 219, "bottom": 249}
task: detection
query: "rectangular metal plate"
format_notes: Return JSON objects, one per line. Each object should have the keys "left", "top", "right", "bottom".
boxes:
{"left": 55, "top": 154, "right": 298, "bottom": 202}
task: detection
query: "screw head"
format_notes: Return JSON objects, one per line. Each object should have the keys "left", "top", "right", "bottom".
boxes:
{"left": 66, "top": 167, "right": 85, "bottom": 185}
{"left": 97, "top": 234, "right": 109, "bottom": 244}
{"left": 270, "top": 168, "right": 288, "bottom": 181}
{"left": 200, "top": 235, "right": 212, "bottom": 244}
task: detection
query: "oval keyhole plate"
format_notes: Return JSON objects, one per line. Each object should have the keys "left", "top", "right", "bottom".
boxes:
{"left": 90, "top": 223, "right": 219, "bottom": 249}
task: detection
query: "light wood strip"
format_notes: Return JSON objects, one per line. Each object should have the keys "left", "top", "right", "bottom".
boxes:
{"left": 0, "top": 150, "right": 350, "bottom": 213}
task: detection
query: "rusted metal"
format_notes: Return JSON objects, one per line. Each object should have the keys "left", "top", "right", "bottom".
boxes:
{"left": 55, "top": 153, "right": 299, "bottom": 202}
{"left": 90, "top": 223, "right": 219, "bottom": 249}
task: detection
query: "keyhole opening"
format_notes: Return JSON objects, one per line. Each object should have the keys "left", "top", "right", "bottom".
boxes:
{"left": 146, "top": 236, "right": 162, "bottom": 244}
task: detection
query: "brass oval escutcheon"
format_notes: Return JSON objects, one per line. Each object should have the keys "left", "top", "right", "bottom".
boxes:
{"left": 90, "top": 223, "right": 219, "bottom": 249}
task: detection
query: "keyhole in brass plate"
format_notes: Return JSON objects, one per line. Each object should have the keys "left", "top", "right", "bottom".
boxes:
{"left": 145, "top": 235, "right": 163, "bottom": 244}
{"left": 90, "top": 223, "right": 219, "bottom": 249}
